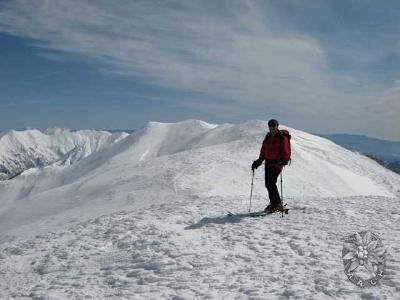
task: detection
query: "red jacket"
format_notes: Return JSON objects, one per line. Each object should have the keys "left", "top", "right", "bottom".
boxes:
{"left": 258, "top": 130, "right": 291, "bottom": 171}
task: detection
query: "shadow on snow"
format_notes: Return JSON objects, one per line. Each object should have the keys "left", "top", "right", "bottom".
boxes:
{"left": 185, "top": 211, "right": 266, "bottom": 230}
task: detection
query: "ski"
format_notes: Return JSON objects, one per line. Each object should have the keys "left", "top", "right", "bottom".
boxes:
{"left": 227, "top": 205, "right": 289, "bottom": 218}
{"left": 227, "top": 210, "right": 270, "bottom": 218}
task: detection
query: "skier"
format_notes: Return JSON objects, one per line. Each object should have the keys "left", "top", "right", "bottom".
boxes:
{"left": 251, "top": 119, "right": 291, "bottom": 213}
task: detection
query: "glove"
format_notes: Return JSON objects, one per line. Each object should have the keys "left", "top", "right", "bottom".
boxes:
{"left": 278, "top": 156, "right": 290, "bottom": 166}
{"left": 252, "top": 159, "right": 262, "bottom": 171}
{"left": 278, "top": 159, "right": 288, "bottom": 166}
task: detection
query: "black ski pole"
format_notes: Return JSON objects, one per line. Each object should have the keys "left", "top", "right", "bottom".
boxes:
{"left": 280, "top": 170, "right": 283, "bottom": 201}
{"left": 249, "top": 170, "right": 255, "bottom": 212}
{"left": 280, "top": 169, "right": 284, "bottom": 218}
{"left": 280, "top": 168, "right": 290, "bottom": 217}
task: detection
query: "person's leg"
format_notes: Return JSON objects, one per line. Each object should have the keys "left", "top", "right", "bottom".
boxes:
{"left": 265, "top": 166, "right": 282, "bottom": 206}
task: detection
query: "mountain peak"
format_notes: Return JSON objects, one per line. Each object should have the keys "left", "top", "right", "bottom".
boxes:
{"left": 43, "top": 127, "right": 72, "bottom": 135}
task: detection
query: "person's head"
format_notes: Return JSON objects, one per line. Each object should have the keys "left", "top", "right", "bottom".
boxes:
{"left": 268, "top": 119, "right": 279, "bottom": 134}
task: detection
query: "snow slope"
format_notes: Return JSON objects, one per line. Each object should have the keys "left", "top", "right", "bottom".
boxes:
{"left": 0, "top": 119, "right": 399, "bottom": 299}
{"left": 0, "top": 128, "right": 128, "bottom": 180}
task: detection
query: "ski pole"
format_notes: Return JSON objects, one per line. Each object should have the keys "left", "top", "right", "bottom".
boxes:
{"left": 280, "top": 170, "right": 283, "bottom": 202}
{"left": 249, "top": 169, "right": 255, "bottom": 212}
{"left": 280, "top": 169, "right": 286, "bottom": 218}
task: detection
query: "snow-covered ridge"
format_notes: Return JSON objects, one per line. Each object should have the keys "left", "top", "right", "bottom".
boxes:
{"left": 0, "top": 119, "right": 399, "bottom": 241}
{"left": 0, "top": 128, "right": 129, "bottom": 180}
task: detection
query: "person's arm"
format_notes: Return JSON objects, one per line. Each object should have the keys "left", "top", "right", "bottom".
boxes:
{"left": 258, "top": 134, "right": 269, "bottom": 162}
{"left": 258, "top": 144, "right": 265, "bottom": 162}
{"left": 252, "top": 138, "right": 266, "bottom": 170}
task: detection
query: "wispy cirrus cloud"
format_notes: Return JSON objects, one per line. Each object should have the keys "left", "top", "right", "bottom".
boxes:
{"left": 0, "top": 1, "right": 333, "bottom": 103}
{"left": 0, "top": 0, "right": 399, "bottom": 139}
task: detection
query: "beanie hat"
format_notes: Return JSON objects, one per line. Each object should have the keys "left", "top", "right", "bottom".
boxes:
{"left": 268, "top": 119, "right": 279, "bottom": 127}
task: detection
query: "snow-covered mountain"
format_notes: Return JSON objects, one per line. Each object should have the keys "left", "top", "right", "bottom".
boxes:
{"left": 0, "top": 128, "right": 128, "bottom": 180}
{"left": 319, "top": 133, "right": 400, "bottom": 174}
{"left": 1, "top": 119, "right": 399, "bottom": 299}
{"left": 318, "top": 133, "right": 400, "bottom": 162}
{"left": 1, "top": 118, "right": 398, "bottom": 238}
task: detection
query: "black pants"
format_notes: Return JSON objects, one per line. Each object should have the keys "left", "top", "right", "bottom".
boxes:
{"left": 265, "top": 166, "right": 282, "bottom": 206}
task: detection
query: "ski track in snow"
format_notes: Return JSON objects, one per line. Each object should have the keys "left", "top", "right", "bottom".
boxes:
{"left": 1, "top": 195, "right": 399, "bottom": 300}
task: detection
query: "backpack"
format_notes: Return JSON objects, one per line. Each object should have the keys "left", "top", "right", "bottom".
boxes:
{"left": 279, "top": 129, "right": 292, "bottom": 165}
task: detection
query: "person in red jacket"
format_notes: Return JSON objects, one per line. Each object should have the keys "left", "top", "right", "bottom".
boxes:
{"left": 252, "top": 119, "right": 291, "bottom": 213}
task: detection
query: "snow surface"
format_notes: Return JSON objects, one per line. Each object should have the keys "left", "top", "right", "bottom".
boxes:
{"left": 0, "top": 119, "right": 399, "bottom": 299}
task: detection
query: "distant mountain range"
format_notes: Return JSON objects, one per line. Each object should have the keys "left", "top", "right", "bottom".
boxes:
{"left": 104, "top": 129, "right": 135, "bottom": 134}
{"left": 0, "top": 128, "right": 128, "bottom": 180}
{"left": 317, "top": 133, "right": 400, "bottom": 174}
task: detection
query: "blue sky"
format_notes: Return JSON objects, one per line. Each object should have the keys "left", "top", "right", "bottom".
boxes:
{"left": 0, "top": 0, "right": 400, "bottom": 140}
